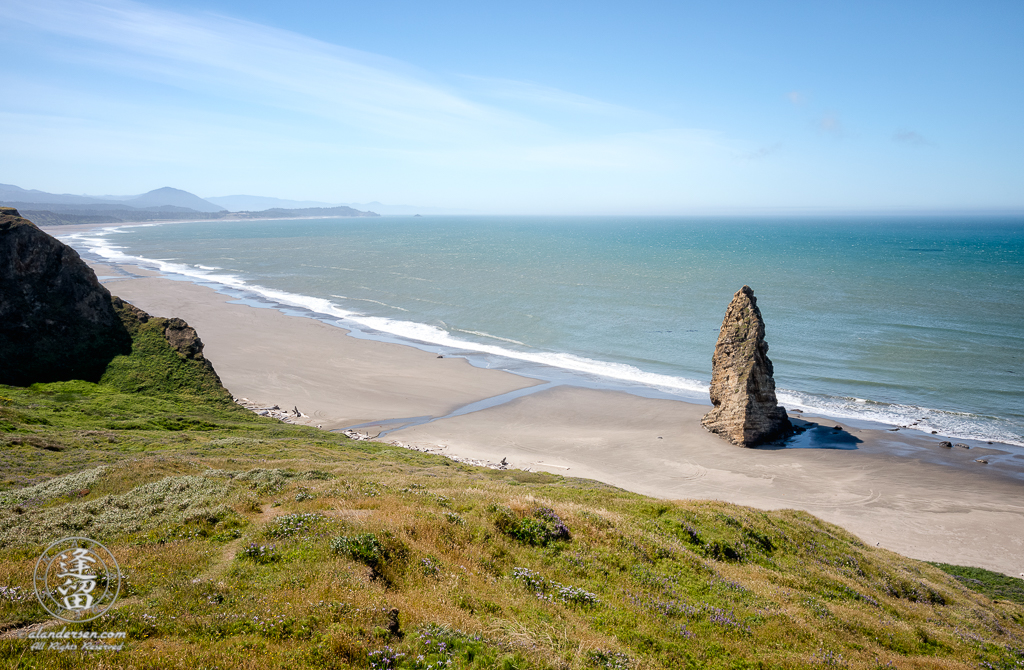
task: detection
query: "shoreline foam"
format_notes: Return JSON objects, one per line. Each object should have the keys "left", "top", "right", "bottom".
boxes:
{"left": 54, "top": 220, "right": 1024, "bottom": 448}
{"left": 68, "top": 246, "right": 1024, "bottom": 576}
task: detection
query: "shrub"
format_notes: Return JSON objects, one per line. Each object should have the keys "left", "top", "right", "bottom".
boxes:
{"left": 512, "top": 567, "right": 598, "bottom": 607}
{"left": 331, "top": 532, "right": 409, "bottom": 584}
{"left": 489, "top": 505, "right": 571, "bottom": 546}
{"left": 420, "top": 556, "right": 442, "bottom": 577}
{"left": 239, "top": 543, "right": 280, "bottom": 565}
{"left": 266, "top": 512, "right": 324, "bottom": 538}
{"left": 588, "top": 650, "right": 631, "bottom": 669}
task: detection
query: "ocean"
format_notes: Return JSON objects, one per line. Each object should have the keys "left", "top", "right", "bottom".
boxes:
{"left": 62, "top": 215, "right": 1024, "bottom": 447}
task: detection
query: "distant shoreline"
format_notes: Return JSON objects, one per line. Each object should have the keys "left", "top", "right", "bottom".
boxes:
{"left": 22, "top": 206, "right": 378, "bottom": 227}
{"left": 38, "top": 214, "right": 372, "bottom": 234}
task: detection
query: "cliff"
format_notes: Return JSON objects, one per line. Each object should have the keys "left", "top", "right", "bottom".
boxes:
{"left": 0, "top": 209, "right": 229, "bottom": 400}
{"left": 0, "top": 209, "right": 131, "bottom": 385}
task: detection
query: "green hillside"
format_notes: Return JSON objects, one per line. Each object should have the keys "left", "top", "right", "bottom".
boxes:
{"left": 1, "top": 321, "right": 1022, "bottom": 669}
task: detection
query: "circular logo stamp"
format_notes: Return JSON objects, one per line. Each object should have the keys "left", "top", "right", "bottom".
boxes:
{"left": 34, "top": 537, "right": 121, "bottom": 623}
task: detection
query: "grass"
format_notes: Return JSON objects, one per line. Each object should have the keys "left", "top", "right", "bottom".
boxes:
{"left": 0, "top": 319, "right": 1023, "bottom": 668}
{"left": 930, "top": 564, "right": 1024, "bottom": 608}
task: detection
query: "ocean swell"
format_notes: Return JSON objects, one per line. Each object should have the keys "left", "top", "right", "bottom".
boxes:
{"left": 64, "top": 225, "right": 1024, "bottom": 449}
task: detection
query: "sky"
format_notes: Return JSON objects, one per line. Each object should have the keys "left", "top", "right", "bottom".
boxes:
{"left": 1, "top": 0, "right": 1022, "bottom": 214}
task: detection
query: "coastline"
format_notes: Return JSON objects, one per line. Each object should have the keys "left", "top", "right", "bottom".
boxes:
{"left": 56, "top": 216, "right": 1024, "bottom": 448}
{"left": 74, "top": 243, "right": 1024, "bottom": 577}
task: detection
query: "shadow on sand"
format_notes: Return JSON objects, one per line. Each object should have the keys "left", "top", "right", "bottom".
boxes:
{"left": 758, "top": 418, "right": 863, "bottom": 451}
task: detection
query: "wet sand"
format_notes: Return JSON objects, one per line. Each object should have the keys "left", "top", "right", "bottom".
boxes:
{"left": 92, "top": 263, "right": 540, "bottom": 428}
{"left": 81, "top": 252, "right": 1024, "bottom": 577}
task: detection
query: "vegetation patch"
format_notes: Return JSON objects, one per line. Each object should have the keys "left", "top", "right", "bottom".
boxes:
{"left": 266, "top": 512, "right": 326, "bottom": 539}
{"left": 489, "top": 504, "right": 572, "bottom": 546}
{"left": 931, "top": 563, "right": 1024, "bottom": 606}
{"left": 511, "top": 566, "right": 599, "bottom": 606}
{"left": 238, "top": 542, "right": 281, "bottom": 565}
{"left": 0, "top": 321, "right": 1022, "bottom": 668}
{"left": 331, "top": 531, "right": 410, "bottom": 584}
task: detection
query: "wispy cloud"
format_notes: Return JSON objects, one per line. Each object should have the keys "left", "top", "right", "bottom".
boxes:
{"left": 893, "top": 129, "right": 928, "bottom": 147}
{"left": 463, "top": 76, "right": 654, "bottom": 120}
{"left": 0, "top": 0, "right": 511, "bottom": 144}
{"left": 0, "top": 0, "right": 747, "bottom": 210}
{"left": 0, "top": 0, "right": 699, "bottom": 155}
{"left": 787, "top": 91, "right": 806, "bottom": 105}
{"left": 818, "top": 112, "right": 845, "bottom": 137}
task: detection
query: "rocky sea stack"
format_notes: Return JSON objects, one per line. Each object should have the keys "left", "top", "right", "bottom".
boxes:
{"left": 701, "top": 285, "right": 792, "bottom": 447}
{"left": 0, "top": 208, "right": 131, "bottom": 385}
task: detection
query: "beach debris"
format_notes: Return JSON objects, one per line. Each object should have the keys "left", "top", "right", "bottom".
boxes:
{"left": 939, "top": 441, "right": 953, "bottom": 448}
{"left": 701, "top": 286, "right": 792, "bottom": 447}
{"left": 234, "top": 397, "right": 308, "bottom": 424}
{"left": 385, "top": 440, "right": 512, "bottom": 470}
{"left": 342, "top": 430, "right": 372, "bottom": 441}
{"left": 437, "top": 355, "right": 444, "bottom": 358}
{"left": 955, "top": 443, "right": 970, "bottom": 449}
{"left": 500, "top": 457, "right": 508, "bottom": 466}
{"left": 975, "top": 459, "right": 989, "bottom": 464}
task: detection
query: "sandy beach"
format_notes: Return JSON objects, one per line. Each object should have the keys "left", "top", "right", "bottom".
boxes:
{"left": 69, "top": 235, "right": 1024, "bottom": 578}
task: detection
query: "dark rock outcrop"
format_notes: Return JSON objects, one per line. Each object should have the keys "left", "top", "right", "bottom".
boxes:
{"left": 162, "top": 317, "right": 208, "bottom": 361}
{"left": 0, "top": 211, "right": 131, "bottom": 385}
{"left": 701, "top": 286, "right": 792, "bottom": 447}
{"left": 108, "top": 296, "right": 226, "bottom": 393}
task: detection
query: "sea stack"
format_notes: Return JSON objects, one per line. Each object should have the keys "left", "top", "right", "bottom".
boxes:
{"left": 701, "top": 285, "right": 792, "bottom": 447}
{"left": 0, "top": 208, "right": 131, "bottom": 385}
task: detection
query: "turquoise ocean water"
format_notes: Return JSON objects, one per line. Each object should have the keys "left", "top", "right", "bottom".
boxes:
{"left": 64, "top": 216, "right": 1024, "bottom": 446}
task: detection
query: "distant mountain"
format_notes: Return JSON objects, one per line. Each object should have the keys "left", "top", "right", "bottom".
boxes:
{"left": 206, "top": 195, "right": 342, "bottom": 212}
{"left": 0, "top": 184, "right": 224, "bottom": 212}
{"left": 123, "top": 187, "right": 223, "bottom": 213}
{"left": 1, "top": 183, "right": 465, "bottom": 216}
{"left": 0, "top": 183, "right": 109, "bottom": 206}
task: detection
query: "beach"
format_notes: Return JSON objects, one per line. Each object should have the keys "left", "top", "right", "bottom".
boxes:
{"left": 79, "top": 247, "right": 1024, "bottom": 578}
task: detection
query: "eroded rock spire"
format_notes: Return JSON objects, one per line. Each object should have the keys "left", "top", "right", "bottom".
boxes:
{"left": 701, "top": 286, "right": 791, "bottom": 447}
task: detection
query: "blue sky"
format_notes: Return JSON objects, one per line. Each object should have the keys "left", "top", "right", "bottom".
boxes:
{"left": 1, "top": 0, "right": 1021, "bottom": 213}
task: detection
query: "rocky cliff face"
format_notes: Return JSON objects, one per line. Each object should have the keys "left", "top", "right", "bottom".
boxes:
{"left": 0, "top": 209, "right": 131, "bottom": 385}
{"left": 701, "top": 286, "right": 792, "bottom": 447}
